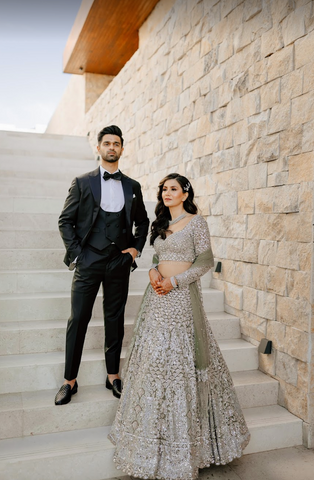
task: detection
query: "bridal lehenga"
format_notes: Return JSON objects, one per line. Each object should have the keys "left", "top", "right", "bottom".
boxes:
{"left": 109, "top": 215, "right": 250, "bottom": 480}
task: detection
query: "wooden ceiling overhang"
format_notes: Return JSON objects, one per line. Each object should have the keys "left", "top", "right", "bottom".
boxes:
{"left": 63, "top": 0, "right": 160, "bottom": 76}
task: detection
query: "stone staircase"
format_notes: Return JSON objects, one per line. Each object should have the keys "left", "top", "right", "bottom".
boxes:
{"left": 0, "top": 131, "right": 303, "bottom": 480}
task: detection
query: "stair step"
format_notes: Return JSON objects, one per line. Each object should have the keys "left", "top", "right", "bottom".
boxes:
{"left": 0, "top": 406, "right": 303, "bottom": 480}
{"left": 0, "top": 131, "right": 93, "bottom": 158}
{"left": 0, "top": 196, "right": 65, "bottom": 215}
{"left": 0, "top": 231, "right": 63, "bottom": 250}
{"left": 0, "top": 249, "right": 65, "bottom": 270}
{"left": 0, "top": 339, "right": 258, "bottom": 394}
{"left": 0, "top": 179, "right": 72, "bottom": 197}
{"left": 0, "top": 311, "right": 241, "bottom": 355}
{"left": 0, "top": 268, "right": 212, "bottom": 294}
{"left": 0, "top": 212, "right": 60, "bottom": 231}
{"left": 0, "top": 288, "right": 224, "bottom": 321}
{"left": 0, "top": 371, "right": 278, "bottom": 440}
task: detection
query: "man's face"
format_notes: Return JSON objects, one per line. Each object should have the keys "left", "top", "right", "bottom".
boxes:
{"left": 97, "top": 134, "right": 123, "bottom": 163}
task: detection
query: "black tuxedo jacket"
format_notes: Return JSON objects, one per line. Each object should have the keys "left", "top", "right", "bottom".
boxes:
{"left": 58, "top": 167, "right": 149, "bottom": 268}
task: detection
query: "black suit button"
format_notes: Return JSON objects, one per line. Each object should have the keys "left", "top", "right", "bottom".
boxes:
{"left": 107, "top": 213, "right": 110, "bottom": 216}
{"left": 116, "top": 224, "right": 119, "bottom": 227}
{"left": 106, "top": 224, "right": 110, "bottom": 227}
{"left": 117, "top": 235, "right": 120, "bottom": 238}
{"left": 116, "top": 213, "right": 119, "bottom": 217}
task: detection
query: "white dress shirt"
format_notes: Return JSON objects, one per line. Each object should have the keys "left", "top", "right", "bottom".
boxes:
{"left": 99, "top": 165, "right": 125, "bottom": 212}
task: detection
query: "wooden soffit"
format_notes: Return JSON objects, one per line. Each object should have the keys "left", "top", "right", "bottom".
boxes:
{"left": 63, "top": 0, "right": 160, "bottom": 76}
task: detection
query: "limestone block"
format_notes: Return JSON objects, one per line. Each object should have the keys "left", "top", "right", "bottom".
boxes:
{"left": 270, "top": 0, "right": 294, "bottom": 24}
{"left": 258, "top": 240, "right": 277, "bottom": 265}
{"left": 257, "top": 134, "right": 280, "bottom": 162}
{"left": 285, "top": 212, "right": 312, "bottom": 242}
{"left": 212, "top": 148, "right": 234, "bottom": 173}
{"left": 281, "top": 5, "right": 307, "bottom": 46}
{"left": 191, "top": 81, "right": 201, "bottom": 101}
{"left": 211, "top": 15, "right": 230, "bottom": 47}
{"left": 221, "top": 0, "right": 243, "bottom": 19}
{"left": 259, "top": 349, "right": 276, "bottom": 376}
{"left": 267, "top": 45, "right": 294, "bottom": 82}
{"left": 213, "top": 169, "right": 233, "bottom": 193}
{"left": 267, "top": 171, "right": 289, "bottom": 187}
{"left": 218, "top": 37, "right": 234, "bottom": 64}
{"left": 243, "top": 0, "right": 263, "bottom": 22}
{"left": 199, "top": 155, "right": 213, "bottom": 178}
{"left": 276, "top": 350, "right": 298, "bottom": 386}
{"left": 238, "top": 190, "right": 255, "bottom": 214}
{"left": 280, "top": 125, "right": 303, "bottom": 157}
{"left": 224, "top": 281, "right": 243, "bottom": 310}
{"left": 232, "top": 120, "right": 248, "bottom": 146}
{"left": 222, "top": 191, "right": 238, "bottom": 215}
{"left": 275, "top": 241, "right": 300, "bottom": 270}
{"left": 209, "top": 193, "right": 223, "bottom": 216}
{"left": 193, "top": 137, "right": 206, "bottom": 159}
{"left": 240, "top": 310, "right": 267, "bottom": 341}
{"left": 212, "top": 107, "right": 227, "bottom": 131}
{"left": 285, "top": 326, "right": 310, "bottom": 362}
{"left": 207, "top": 214, "right": 247, "bottom": 238}
{"left": 291, "top": 91, "right": 314, "bottom": 126}
{"left": 200, "top": 35, "right": 213, "bottom": 58}
{"left": 303, "top": 59, "right": 314, "bottom": 95}
{"left": 288, "top": 152, "right": 314, "bottom": 184}
{"left": 302, "top": 119, "right": 314, "bottom": 152}
{"left": 287, "top": 270, "right": 311, "bottom": 301}
{"left": 240, "top": 239, "right": 259, "bottom": 263}
{"left": 248, "top": 111, "right": 268, "bottom": 139}
{"left": 239, "top": 139, "right": 258, "bottom": 167}
{"left": 248, "top": 163, "right": 268, "bottom": 189}
{"left": 191, "top": 1, "right": 204, "bottom": 27}
{"left": 225, "top": 97, "right": 244, "bottom": 126}
{"left": 260, "top": 79, "right": 280, "bottom": 111}
{"left": 248, "top": 213, "right": 285, "bottom": 241}
{"left": 281, "top": 69, "right": 303, "bottom": 104}
{"left": 273, "top": 184, "right": 300, "bottom": 214}
{"left": 248, "top": 59, "right": 268, "bottom": 91}
{"left": 231, "top": 167, "right": 248, "bottom": 191}
{"left": 267, "top": 320, "right": 286, "bottom": 350}
{"left": 278, "top": 379, "right": 309, "bottom": 421}
{"left": 266, "top": 266, "right": 287, "bottom": 296}
{"left": 243, "top": 286, "right": 258, "bottom": 314}
{"left": 217, "top": 238, "right": 242, "bottom": 262}
{"left": 261, "top": 27, "right": 284, "bottom": 59}
{"left": 295, "top": 28, "right": 314, "bottom": 68}
{"left": 257, "top": 290, "right": 276, "bottom": 320}
{"left": 267, "top": 102, "right": 291, "bottom": 135}
{"left": 218, "top": 81, "right": 233, "bottom": 108}
{"left": 299, "top": 182, "right": 313, "bottom": 212}
{"left": 297, "top": 242, "right": 312, "bottom": 271}
{"left": 208, "top": 65, "right": 225, "bottom": 90}
{"left": 197, "top": 195, "right": 210, "bottom": 216}
{"left": 242, "top": 90, "right": 261, "bottom": 117}
{"left": 188, "top": 120, "right": 198, "bottom": 142}
{"left": 277, "top": 296, "right": 311, "bottom": 332}
{"left": 196, "top": 115, "right": 211, "bottom": 138}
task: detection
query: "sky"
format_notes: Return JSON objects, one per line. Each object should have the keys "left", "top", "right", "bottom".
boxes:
{"left": 0, "top": 0, "right": 82, "bottom": 132}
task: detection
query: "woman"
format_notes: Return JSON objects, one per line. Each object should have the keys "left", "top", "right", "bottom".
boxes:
{"left": 109, "top": 173, "right": 250, "bottom": 479}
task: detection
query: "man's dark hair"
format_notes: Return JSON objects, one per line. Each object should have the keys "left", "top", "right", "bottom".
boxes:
{"left": 97, "top": 125, "right": 124, "bottom": 146}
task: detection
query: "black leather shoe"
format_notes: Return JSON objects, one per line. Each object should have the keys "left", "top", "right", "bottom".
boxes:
{"left": 106, "top": 376, "right": 122, "bottom": 399}
{"left": 54, "top": 381, "right": 78, "bottom": 405}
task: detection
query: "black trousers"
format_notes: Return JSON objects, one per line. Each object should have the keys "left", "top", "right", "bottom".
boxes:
{"left": 64, "top": 244, "right": 133, "bottom": 380}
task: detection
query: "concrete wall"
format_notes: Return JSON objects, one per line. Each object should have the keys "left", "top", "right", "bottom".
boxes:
{"left": 46, "top": 73, "right": 113, "bottom": 135}
{"left": 51, "top": 0, "right": 314, "bottom": 446}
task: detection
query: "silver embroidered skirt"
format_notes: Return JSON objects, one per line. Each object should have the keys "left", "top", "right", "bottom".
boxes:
{"left": 108, "top": 284, "right": 250, "bottom": 480}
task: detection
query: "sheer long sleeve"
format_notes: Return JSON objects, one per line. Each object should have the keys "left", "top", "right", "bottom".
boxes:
{"left": 175, "top": 216, "right": 214, "bottom": 288}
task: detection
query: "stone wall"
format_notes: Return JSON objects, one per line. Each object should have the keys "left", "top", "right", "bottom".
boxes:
{"left": 56, "top": 0, "right": 314, "bottom": 446}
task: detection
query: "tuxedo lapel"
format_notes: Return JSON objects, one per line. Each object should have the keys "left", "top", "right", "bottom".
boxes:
{"left": 121, "top": 174, "right": 133, "bottom": 226}
{"left": 89, "top": 167, "right": 101, "bottom": 205}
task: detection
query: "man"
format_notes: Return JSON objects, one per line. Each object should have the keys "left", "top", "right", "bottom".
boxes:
{"left": 55, "top": 125, "right": 149, "bottom": 405}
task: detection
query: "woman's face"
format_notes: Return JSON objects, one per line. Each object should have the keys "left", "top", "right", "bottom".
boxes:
{"left": 162, "top": 179, "right": 188, "bottom": 208}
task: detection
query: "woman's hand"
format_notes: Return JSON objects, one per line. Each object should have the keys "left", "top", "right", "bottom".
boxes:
{"left": 154, "top": 277, "right": 174, "bottom": 296}
{"left": 149, "top": 268, "right": 163, "bottom": 289}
